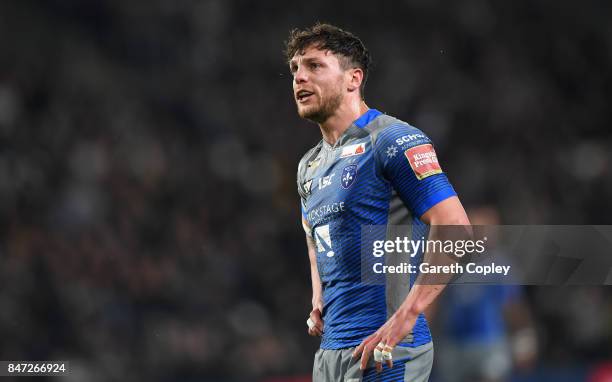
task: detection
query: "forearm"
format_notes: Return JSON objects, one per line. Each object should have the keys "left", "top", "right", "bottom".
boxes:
{"left": 311, "top": 273, "right": 323, "bottom": 309}
{"left": 395, "top": 234, "right": 448, "bottom": 318}
{"left": 396, "top": 284, "right": 445, "bottom": 320}
{"left": 307, "top": 234, "right": 323, "bottom": 310}
{"left": 310, "top": 261, "right": 323, "bottom": 309}
{"left": 397, "top": 208, "right": 471, "bottom": 319}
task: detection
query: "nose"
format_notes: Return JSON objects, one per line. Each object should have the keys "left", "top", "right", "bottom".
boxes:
{"left": 294, "top": 65, "right": 307, "bottom": 84}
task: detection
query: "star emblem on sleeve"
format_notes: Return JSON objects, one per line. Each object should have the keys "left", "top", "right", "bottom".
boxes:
{"left": 386, "top": 145, "right": 398, "bottom": 158}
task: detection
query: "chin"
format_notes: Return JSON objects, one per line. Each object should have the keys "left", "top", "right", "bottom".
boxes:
{"left": 298, "top": 105, "right": 320, "bottom": 120}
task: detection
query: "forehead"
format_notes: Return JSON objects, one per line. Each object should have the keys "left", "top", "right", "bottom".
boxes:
{"left": 290, "top": 46, "right": 339, "bottom": 65}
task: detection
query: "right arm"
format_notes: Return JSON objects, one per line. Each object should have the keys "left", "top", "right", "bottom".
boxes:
{"left": 304, "top": 217, "right": 324, "bottom": 337}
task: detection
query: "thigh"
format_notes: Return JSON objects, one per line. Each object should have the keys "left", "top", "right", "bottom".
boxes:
{"left": 312, "top": 348, "right": 328, "bottom": 382}
{"left": 314, "top": 348, "right": 355, "bottom": 382}
{"left": 362, "top": 342, "right": 434, "bottom": 382}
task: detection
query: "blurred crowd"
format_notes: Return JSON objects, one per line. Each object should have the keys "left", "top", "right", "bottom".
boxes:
{"left": 0, "top": 0, "right": 610, "bottom": 381}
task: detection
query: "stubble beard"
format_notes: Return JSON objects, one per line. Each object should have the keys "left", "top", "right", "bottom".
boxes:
{"left": 298, "top": 88, "right": 344, "bottom": 124}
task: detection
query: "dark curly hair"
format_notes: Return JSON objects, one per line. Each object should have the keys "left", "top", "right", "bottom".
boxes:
{"left": 284, "top": 23, "right": 371, "bottom": 99}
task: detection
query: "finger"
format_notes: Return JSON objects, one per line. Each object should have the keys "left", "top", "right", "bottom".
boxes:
{"left": 308, "top": 326, "right": 322, "bottom": 336}
{"left": 307, "top": 316, "right": 324, "bottom": 333}
{"left": 352, "top": 333, "right": 374, "bottom": 359}
{"left": 306, "top": 318, "right": 315, "bottom": 329}
{"left": 373, "top": 341, "right": 385, "bottom": 373}
{"left": 381, "top": 343, "right": 394, "bottom": 369}
{"left": 356, "top": 333, "right": 381, "bottom": 369}
{"left": 353, "top": 343, "right": 364, "bottom": 359}
{"left": 373, "top": 342, "right": 384, "bottom": 363}
{"left": 310, "top": 308, "right": 322, "bottom": 320}
{"left": 359, "top": 348, "right": 370, "bottom": 370}
{"left": 307, "top": 318, "right": 321, "bottom": 336}
{"left": 373, "top": 341, "right": 385, "bottom": 372}
{"left": 385, "top": 336, "right": 401, "bottom": 349}
{"left": 309, "top": 312, "right": 324, "bottom": 332}
{"left": 360, "top": 341, "right": 377, "bottom": 370}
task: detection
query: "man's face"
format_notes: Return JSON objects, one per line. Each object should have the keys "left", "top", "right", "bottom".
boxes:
{"left": 290, "top": 46, "right": 346, "bottom": 123}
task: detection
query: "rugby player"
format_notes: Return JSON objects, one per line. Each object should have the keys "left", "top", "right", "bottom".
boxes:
{"left": 286, "top": 23, "right": 470, "bottom": 381}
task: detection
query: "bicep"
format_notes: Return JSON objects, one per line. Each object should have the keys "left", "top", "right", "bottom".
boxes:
{"left": 376, "top": 127, "right": 457, "bottom": 218}
{"left": 420, "top": 196, "right": 470, "bottom": 225}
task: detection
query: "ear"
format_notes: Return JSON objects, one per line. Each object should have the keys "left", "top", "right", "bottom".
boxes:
{"left": 346, "top": 67, "right": 364, "bottom": 93}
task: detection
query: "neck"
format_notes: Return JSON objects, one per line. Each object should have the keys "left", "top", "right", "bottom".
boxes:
{"left": 319, "top": 100, "right": 369, "bottom": 145}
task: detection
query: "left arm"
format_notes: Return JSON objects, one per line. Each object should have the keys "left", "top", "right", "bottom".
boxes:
{"left": 352, "top": 124, "right": 469, "bottom": 371}
{"left": 353, "top": 196, "right": 470, "bottom": 370}
{"left": 395, "top": 196, "right": 470, "bottom": 319}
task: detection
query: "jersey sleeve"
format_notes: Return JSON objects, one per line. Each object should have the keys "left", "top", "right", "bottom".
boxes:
{"left": 374, "top": 123, "right": 457, "bottom": 218}
{"left": 299, "top": 199, "right": 312, "bottom": 236}
{"left": 296, "top": 155, "right": 312, "bottom": 235}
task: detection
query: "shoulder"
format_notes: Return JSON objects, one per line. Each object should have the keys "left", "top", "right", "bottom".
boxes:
{"left": 364, "top": 113, "right": 432, "bottom": 151}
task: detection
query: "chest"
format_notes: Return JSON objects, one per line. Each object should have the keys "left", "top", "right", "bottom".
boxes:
{"left": 301, "top": 140, "right": 382, "bottom": 224}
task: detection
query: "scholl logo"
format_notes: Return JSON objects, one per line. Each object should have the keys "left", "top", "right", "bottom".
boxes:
{"left": 341, "top": 165, "right": 357, "bottom": 189}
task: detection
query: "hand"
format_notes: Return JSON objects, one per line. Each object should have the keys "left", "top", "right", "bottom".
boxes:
{"left": 307, "top": 307, "right": 324, "bottom": 337}
{"left": 352, "top": 310, "right": 418, "bottom": 372}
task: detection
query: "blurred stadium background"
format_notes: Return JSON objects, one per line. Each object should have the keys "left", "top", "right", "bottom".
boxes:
{"left": 0, "top": 0, "right": 611, "bottom": 381}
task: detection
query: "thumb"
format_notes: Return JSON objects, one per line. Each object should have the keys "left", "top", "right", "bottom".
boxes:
{"left": 310, "top": 308, "right": 324, "bottom": 330}
{"left": 310, "top": 307, "right": 323, "bottom": 320}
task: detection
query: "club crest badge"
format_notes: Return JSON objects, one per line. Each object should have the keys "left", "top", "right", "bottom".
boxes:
{"left": 341, "top": 165, "right": 358, "bottom": 189}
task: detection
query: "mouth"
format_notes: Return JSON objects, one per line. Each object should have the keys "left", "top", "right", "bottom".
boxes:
{"left": 296, "top": 89, "right": 314, "bottom": 103}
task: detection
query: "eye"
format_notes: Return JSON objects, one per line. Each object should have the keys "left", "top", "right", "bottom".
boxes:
{"left": 310, "top": 62, "right": 321, "bottom": 70}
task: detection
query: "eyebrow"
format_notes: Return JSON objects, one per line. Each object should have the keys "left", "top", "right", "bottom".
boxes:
{"left": 289, "top": 56, "right": 323, "bottom": 68}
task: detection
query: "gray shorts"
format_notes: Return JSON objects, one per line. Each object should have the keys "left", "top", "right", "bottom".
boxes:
{"left": 313, "top": 342, "right": 434, "bottom": 382}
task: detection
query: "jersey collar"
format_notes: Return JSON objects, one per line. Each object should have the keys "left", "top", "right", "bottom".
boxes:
{"left": 321, "top": 108, "right": 383, "bottom": 150}
{"left": 353, "top": 108, "right": 383, "bottom": 129}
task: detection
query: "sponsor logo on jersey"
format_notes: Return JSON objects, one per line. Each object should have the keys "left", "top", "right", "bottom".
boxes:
{"left": 395, "top": 133, "right": 426, "bottom": 146}
{"left": 341, "top": 165, "right": 358, "bottom": 189}
{"left": 307, "top": 202, "right": 346, "bottom": 224}
{"left": 314, "top": 225, "right": 334, "bottom": 258}
{"left": 386, "top": 145, "right": 398, "bottom": 158}
{"left": 307, "top": 157, "right": 321, "bottom": 169}
{"left": 318, "top": 173, "right": 335, "bottom": 190}
{"left": 303, "top": 179, "right": 313, "bottom": 195}
{"left": 404, "top": 144, "right": 442, "bottom": 180}
{"left": 340, "top": 142, "right": 366, "bottom": 158}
